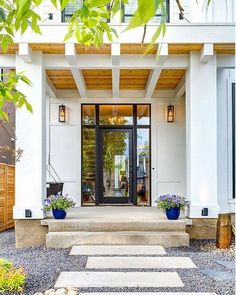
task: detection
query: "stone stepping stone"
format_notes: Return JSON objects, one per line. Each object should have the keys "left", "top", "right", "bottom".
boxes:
{"left": 86, "top": 256, "right": 196, "bottom": 269}
{"left": 201, "top": 268, "right": 235, "bottom": 282}
{"left": 78, "top": 293, "right": 217, "bottom": 295}
{"left": 70, "top": 245, "right": 166, "bottom": 256}
{"left": 55, "top": 271, "right": 184, "bottom": 288}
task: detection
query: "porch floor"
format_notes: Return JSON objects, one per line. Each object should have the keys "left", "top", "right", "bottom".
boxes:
{"left": 43, "top": 206, "right": 192, "bottom": 224}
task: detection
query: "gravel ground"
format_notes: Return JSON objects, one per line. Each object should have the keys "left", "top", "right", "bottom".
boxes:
{"left": 0, "top": 230, "right": 235, "bottom": 295}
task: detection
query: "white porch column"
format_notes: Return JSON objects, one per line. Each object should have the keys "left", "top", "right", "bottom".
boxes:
{"left": 185, "top": 52, "right": 219, "bottom": 218}
{"left": 14, "top": 51, "right": 46, "bottom": 219}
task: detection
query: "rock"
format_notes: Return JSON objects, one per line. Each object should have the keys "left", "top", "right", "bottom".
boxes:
{"left": 67, "top": 287, "right": 78, "bottom": 292}
{"left": 55, "top": 289, "right": 67, "bottom": 295}
{"left": 34, "top": 293, "right": 44, "bottom": 295}
{"left": 45, "top": 289, "right": 55, "bottom": 295}
{"left": 67, "top": 290, "right": 77, "bottom": 295}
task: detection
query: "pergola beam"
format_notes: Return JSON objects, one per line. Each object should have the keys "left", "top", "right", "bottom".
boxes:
{"left": 145, "top": 43, "right": 168, "bottom": 98}
{"left": 111, "top": 43, "right": 120, "bottom": 98}
{"left": 19, "top": 43, "right": 32, "bottom": 63}
{"left": 70, "top": 68, "right": 87, "bottom": 99}
{"left": 65, "top": 43, "right": 77, "bottom": 66}
{"left": 200, "top": 43, "right": 213, "bottom": 63}
{"left": 46, "top": 76, "right": 57, "bottom": 98}
{"left": 43, "top": 54, "right": 189, "bottom": 69}
{"left": 175, "top": 76, "right": 185, "bottom": 99}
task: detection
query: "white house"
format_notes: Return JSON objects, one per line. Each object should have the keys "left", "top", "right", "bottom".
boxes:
{"left": 1, "top": 0, "right": 234, "bottom": 247}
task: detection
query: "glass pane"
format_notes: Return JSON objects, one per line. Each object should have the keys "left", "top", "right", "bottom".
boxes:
{"left": 123, "top": 0, "right": 167, "bottom": 23}
{"left": 82, "top": 128, "right": 95, "bottom": 205}
{"left": 82, "top": 105, "right": 95, "bottom": 125}
{"left": 103, "top": 131, "right": 130, "bottom": 198}
{"left": 99, "top": 105, "right": 133, "bottom": 125}
{"left": 137, "top": 105, "right": 150, "bottom": 125}
{"left": 64, "top": 0, "right": 83, "bottom": 20}
{"left": 137, "top": 128, "right": 150, "bottom": 205}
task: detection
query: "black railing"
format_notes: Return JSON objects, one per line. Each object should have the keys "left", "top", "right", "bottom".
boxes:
{"left": 62, "top": 0, "right": 169, "bottom": 23}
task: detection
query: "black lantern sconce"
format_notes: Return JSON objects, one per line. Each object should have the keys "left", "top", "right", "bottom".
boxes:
{"left": 167, "top": 105, "right": 175, "bottom": 123}
{"left": 59, "top": 104, "right": 66, "bottom": 122}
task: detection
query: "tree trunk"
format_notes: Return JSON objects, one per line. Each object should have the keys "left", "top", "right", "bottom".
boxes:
{"left": 216, "top": 213, "right": 232, "bottom": 249}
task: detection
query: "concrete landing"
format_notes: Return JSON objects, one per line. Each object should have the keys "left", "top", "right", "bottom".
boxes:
{"left": 43, "top": 207, "right": 191, "bottom": 248}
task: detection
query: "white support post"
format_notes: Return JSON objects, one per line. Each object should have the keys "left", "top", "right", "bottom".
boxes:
{"left": 200, "top": 43, "right": 214, "bottom": 63}
{"left": 111, "top": 43, "right": 120, "bottom": 98}
{"left": 185, "top": 51, "right": 219, "bottom": 218}
{"left": 19, "top": 43, "right": 32, "bottom": 63}
{"left": 14, "top": 51, "right": 46, "bottom": 219}
{"left": 174, "top": 76, "right": 185, "bottom": 99}
{"left": 145, "top": 43, "right": 168, "bottom": 98}
{"left": 70, "top": 68, "right": 87, "bottom": 99}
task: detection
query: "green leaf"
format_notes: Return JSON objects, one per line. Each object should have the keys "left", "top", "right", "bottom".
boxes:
{"left": 59, "top": 0, "right": 70, "bottom": 10}
{"left": 0, "top": 7, "right": 6, "bottom": 22}
{"left": 50, "top": 0, "right": 58, "bottom": 8}
{"left": 88, "top": 0, "right": 110, "bottom": 7}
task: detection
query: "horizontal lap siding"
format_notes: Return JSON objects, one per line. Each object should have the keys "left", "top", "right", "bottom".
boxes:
{"left": 0, "top": 164, "right": 15, "bottom": 232}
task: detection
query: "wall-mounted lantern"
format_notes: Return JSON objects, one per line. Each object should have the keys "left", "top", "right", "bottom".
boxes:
{"left": 59, "top": 104, "right": 66, "bottom": 122}
{"left": 167, "top": 105, "right": 175, "bottom": 123}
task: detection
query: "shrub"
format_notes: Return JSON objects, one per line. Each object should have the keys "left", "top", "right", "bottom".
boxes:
{"left": 0, "top": 258, "right": 26, "bottom": 293}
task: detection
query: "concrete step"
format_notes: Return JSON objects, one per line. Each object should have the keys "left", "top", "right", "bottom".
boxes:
{"left": 46, "top": 231, "right": 189, "bottom": 248}
{"left": 42, "top": 219, "right": 190, "bottom": 232}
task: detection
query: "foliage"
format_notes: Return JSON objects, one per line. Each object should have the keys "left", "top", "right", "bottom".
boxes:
{"left": 0, "top": 258, "right": 26, "bottom": 293}
{"left": 43, "top": 193, "right": 76, "bottom": 211}
{"left": 0, "top": 0, "right": 212, "bottom": 120}
{"left": 0, "top": 71, "right": 32, "bottom": 121}
{"left": 156, "top": 194, "right": 190, "bottom": 211}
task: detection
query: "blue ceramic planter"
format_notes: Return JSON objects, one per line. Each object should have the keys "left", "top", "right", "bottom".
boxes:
{"left": 166, "top": 207, "right": 180, "bottom": 220}
{"left": 52, "top": 209, "right": 67, "bottom": 219}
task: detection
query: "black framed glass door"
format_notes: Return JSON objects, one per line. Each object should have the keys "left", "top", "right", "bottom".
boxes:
{"left": 97, "top": 128, "right": 133, "bottom": 204}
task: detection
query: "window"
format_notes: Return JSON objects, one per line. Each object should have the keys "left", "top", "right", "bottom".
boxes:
{"left": 122, "top": 0, "right": 169, "bottom": 23}
{"left": 62, "top": 0, "right": 83, "bottom": 22}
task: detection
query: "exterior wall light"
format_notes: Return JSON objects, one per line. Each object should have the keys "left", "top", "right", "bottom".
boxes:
{"left": 59, "top": 104, "right": 66, "bottom": 122}
{"left": 202, "top": 208, "right": 208, "bottom": 216}
{"left": 167, "top": 105, "right": 175, "bottom": 123}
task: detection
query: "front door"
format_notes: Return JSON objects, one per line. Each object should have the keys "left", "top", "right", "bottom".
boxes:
{"left": 98, "top": 128, "right": 133, "bottom": 204}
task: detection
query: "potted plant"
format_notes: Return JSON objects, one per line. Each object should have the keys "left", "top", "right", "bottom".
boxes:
{"left": 43, "top": 194, "right": 76, "bottom": 219}
{"left": 156, "top": 194, "right": 190, "bottom": 220}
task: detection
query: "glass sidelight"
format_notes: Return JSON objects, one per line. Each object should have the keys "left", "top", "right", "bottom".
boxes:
{"left": 99, "top": 129, "right": 133, "bottom": 204}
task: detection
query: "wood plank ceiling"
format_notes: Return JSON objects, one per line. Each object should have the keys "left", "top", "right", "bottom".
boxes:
{"left": 46, "top": 68, "right": 185, "bottom": 90}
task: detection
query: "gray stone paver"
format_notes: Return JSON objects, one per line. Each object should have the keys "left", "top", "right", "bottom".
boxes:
{"left": 86, "top": 256, "right": 196, "bottom": 269}
{"left": 70, "top": 245, "right": 166, "bottom": 256}
{"left": 55, "top": 271, "right": 184, "bottom": 288}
